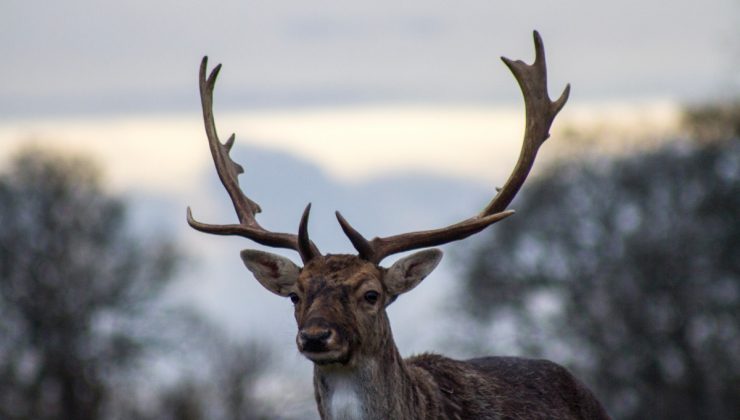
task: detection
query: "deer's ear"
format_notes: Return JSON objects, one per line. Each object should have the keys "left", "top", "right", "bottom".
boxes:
{"left": 240, "top": 250, "right": 300, "bottom": 297}
{"left": 384, "top": 249, "right": 443, "bottom": 298}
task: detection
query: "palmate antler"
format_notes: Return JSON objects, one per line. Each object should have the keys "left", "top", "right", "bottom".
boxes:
{"left": 187, "top": 31, "right": 569, "bottom": 265}
{"left": 337, "top": 31, "right": 570, "bottom": 263}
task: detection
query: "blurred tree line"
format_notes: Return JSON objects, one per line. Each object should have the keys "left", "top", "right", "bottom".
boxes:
{"left": 459, "top": 102, "right": 740, "bottom": 420}
{"left": 0, "top": 149, "right": 273, "bottom": 420}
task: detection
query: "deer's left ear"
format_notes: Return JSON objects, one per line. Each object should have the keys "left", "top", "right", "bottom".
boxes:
{"left": 384, "top": 249, "right": 443, "bottom": 298}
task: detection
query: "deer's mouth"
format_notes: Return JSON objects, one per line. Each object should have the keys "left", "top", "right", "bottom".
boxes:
{"left": 301, "top": 346, "right": 352, "bottom": 365}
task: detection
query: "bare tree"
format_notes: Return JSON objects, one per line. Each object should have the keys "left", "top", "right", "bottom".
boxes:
{"left": 137, "top": 334, "right": 273, "bottom": 419}
{"left": 0, "top": 148, "right": 177, "bottom": 420}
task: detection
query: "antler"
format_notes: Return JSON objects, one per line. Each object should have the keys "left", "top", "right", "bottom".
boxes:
{"left": 186, "top": 57, "right": 321, "bottom": 263}
{"left": 336, "top": 31, "right": 570, "bottom": 264}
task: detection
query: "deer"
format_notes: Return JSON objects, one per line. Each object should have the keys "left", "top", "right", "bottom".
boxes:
{"left": 186, "top": 31, "right": 610, "bottom": 420}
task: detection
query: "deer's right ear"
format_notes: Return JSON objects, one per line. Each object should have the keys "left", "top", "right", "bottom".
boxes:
{"left": 240, "top": 250, "right": 300, "bottom": 297}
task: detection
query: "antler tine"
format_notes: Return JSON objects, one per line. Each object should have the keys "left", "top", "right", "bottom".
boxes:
{"left": 482, "top": 31, "right": 570, "bottom": 215}
{"left": 187, "top": 56, "right": 321, "bottom": 262}
{"left": 337, "top": 31, "right": 568, "bottom": 264}
{"left": 335, "top": 211, "right": 375, "bottom": 261}
{"left": 337, "top": 210, "right": 514, "bottom": 264}
{"left": 197, "top": 56, "right": 261, "bottom": 224}
{"left": 298, "top": 204, "right": 321, "bottom": 262}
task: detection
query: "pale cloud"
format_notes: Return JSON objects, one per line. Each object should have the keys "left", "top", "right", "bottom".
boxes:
{"left": 0, "top": 116, "right": 206, "bottom": 194}
{"left": 0, "top": 101, "right": 681, "bottom": 192}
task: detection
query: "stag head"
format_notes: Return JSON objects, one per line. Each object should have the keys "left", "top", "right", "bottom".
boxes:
{"left": 187, "top": 31, "right": 569, "bottom": 366}
{"left": 241, "top": 250, "right": 441, "bottom": 365}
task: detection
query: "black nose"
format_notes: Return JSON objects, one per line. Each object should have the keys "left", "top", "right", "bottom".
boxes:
{"left": 299, "top": 328, "right": 332, "bottom": 352}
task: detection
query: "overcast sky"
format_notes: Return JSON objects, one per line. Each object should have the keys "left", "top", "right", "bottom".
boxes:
{"left": 2, "top": 0, "right": 738, "bottom": 117}
{"left": 2, "top": 3, "right": 737, "bottom": 409}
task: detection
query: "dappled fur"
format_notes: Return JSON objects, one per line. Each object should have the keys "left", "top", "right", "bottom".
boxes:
{"left": 293, "top": 255, "right": 610, "bottom": 420}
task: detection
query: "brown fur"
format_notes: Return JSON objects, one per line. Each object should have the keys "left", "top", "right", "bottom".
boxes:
{"left": 287, "top": 255, "right": 610, "bottom": 420}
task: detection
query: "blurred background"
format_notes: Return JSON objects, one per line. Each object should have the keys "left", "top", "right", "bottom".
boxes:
{"left": 1, "top": 1, "right": 738, "bottom": 419}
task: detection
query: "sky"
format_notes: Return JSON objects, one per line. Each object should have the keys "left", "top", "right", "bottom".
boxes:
{"left": 2, "top": 0, "right": 734, "bottom": 179}
{"left": 1, "top": 1, "right": 738, "bottom": 414}
{"left": 1, "top": 0, "right": 738, "bottom": 117}
{"left": 0, "top": 0, "right": 733, "bottom": 182}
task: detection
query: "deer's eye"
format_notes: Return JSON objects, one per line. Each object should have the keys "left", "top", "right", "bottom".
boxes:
{"left": 288, "top": 293, "right": 300, "bottom": 305}
{"left": 364, "top": 291, "right": 380, "bottom": 305}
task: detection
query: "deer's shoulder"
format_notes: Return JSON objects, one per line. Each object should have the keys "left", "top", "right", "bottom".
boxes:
{"left": 406, "top": 354, "right": 610, "bottom": 420}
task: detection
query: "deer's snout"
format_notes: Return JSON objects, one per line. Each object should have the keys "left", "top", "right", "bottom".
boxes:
{"left": 298, "top": 324, "right": 334, "bottom": 353}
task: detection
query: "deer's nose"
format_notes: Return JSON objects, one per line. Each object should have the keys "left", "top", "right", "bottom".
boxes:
{"left": 298, "top": 327, "right": 333, "bottom": 352}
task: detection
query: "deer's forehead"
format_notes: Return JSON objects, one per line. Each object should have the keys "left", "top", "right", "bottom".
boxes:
{"left": 298, "top": 256, "right": 382, "bottom": 293}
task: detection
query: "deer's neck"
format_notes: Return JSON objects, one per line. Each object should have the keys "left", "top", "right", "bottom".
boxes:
{"left": 313, "top": 339, "right": 435, "bottom": 420}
